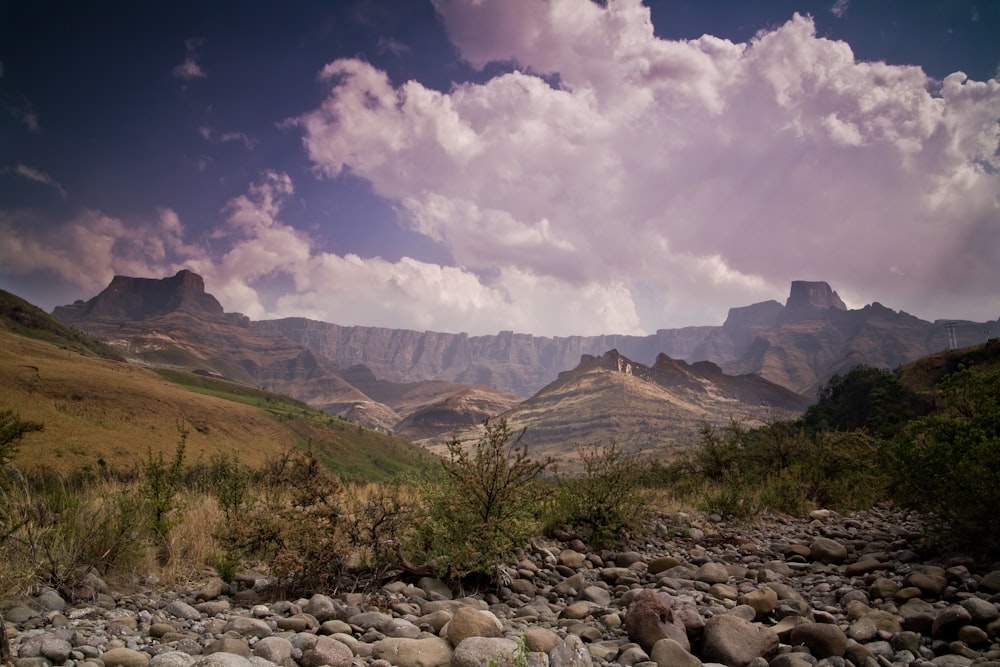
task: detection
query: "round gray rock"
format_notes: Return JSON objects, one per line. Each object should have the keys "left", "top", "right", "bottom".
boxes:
{"left": 702, "top": 614, "right": 779, "bottom": 667}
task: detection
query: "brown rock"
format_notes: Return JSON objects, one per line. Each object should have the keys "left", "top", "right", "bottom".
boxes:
{"left": 301, "top": 636, "right": 353, "bottom": 667}
{"left": 445, "top": 608, "right": 502, "bottom": 647}
{"left": 789, "top": 623, "right": 848, "bottom": 658}
{"left": 810, "top": 537, "right": 848, "bottom": 564}
{"left": 738, "top": 588, "right": 779, "bottom": 617}
{"left": 624, "top": 589, "right": 690, "bottom": 653}
{"left": 702, "top": 614, "right": 778, "bottom": 667}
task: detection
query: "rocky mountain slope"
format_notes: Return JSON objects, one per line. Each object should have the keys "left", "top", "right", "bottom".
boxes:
{"left": 423, "top": 349, "right": 810, "bottom": 467}
{"left": 256, "top": 281, "right": 995, "bottom": 398}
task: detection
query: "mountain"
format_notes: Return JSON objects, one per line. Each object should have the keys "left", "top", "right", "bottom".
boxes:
{"left": 0, "top": 302, "right": 434, "bottom": 480}
{"left": 49, "top": 271, "right": 520, "bottom": 437}
{"left": 419, "top": 349, "right": 810, "bottom": 468}
{"left": 255, "top": 280, "right": 993, "bottom": 398}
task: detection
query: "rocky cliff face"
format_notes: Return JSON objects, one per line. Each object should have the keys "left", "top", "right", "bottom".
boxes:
{"left": 425, "top": 349, "right": 808, "bottom": 467}
{"left": 55, "top": 273, "right": 995, "bottom": 405}
{"left": 255, "top": 281, "right": 988, "bottom": 398}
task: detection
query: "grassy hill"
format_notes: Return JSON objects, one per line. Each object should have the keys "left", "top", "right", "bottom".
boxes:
{"left": 896, "top": 337, "right": 1000, "bottom": 395}
{"left": 0, "top": 300, "right": 437, "bottom": 480}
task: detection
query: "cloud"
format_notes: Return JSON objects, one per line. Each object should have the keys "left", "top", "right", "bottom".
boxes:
{"left": 290, "top": 1, "right": 1000, "bottom": 330}
{"left": 0, "top": 207, "right": 200, "bottom": 293}
{"left": 173, "top": 38, "right": 206, "bottom": 80}
{"left": 377, "top": 36, "right": 410, "bottom": 57}
{"left": 2, "top": 94, "right": 40, "bottom": 132}
{"left": 198, "top": 125, "right": 256, "bottom": 149}
{"left": 6, "top": 164, "right": 67, "bottom": 198}
{"left": 830, "top": 0, "right": 850, "bottom": 18}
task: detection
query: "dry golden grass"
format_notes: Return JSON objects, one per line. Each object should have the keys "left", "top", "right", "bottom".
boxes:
{"left": 1, "top": 329, "right": 315, "bottom": 474}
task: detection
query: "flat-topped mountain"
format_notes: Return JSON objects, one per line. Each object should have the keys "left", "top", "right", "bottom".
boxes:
{"left": 50, "top": 271, "right": 996, "bottom": 452}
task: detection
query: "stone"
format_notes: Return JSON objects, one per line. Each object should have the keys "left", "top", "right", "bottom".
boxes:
{"left": 624, "top": 589, "right": 690, "bottom": 653}
{"left": 960, "top": 597, "right": 1000, "bottom": 625}
{"left": 301, "top": 635, "right": 353, "bottom": 667}
{"left": 39, "top": 636, "right": 73, "bottom": 663}
{"left": 869, "top": 578, "right": 899, "bottom": 600}
{"left": 523, "top": 627, "right": 561, "bottom": 653}
{"left": 373, "top": 637, "right": 452, "bottom": 667}
{"left": 695, "top": 563, "right": 730, "bottom": 584}
{"left": 252, "top": 637, "right": 293, "bottom": 664}
{"left": 789, "top": 623, "right": 848, "bottom": 658}
{"left": 560, "top": 601, "right": 591, "bottom": 620}
{"left": 582, "top": 585, "right": 612, "bottom": 607}
{"left": 845, "top": 558, "right": 883, "bottom": 577}
{"left": 907, "top": 571, "right": 948, "bottom": 598}
{"left": 190, "top": 655, "right": 253, "bottom": 667}
{"left": 958, "top": 625, "right": 989, "bottom": 647}
{"left": 451, "top": 637, "right": 519, "bottom": 667}
{"left": 149, "top": 652, "right": 196, "bottom": 667}
{"left": 165, "top": 600, "right": 202, "bottom": 621}
{"left": 701, "top": 614, "right": 779, "bottom": 667}
{"left": 979, "top": 571, "right": 1000, "bottom": 594}
{"left": 549, "top": 634, "right": 591, "bottom": 667}
{"left": 204, "top": 638, "right": 252, "bottom": 659}
{"left": 649, "top": 638, "right": 700, "bottom": 667}
{"left": 932, "top": 606, "right": 974, "bottom": 639}
{"left": 102, "top": 648, "right": 152, "bottom": 667}
{"left": 810, "top": 537, "right": 848, "bottom": 564}
{"left": 648, "top": 557, "right": 683, "bottom": 575}
{"left": 303, "top": 594, "right": 338, "bottom": 621}
{"left": 417, "top": 577, "right": 453, "bottom": 601}
{"left": 559, "top": 549, "right": 586, "bottom": 568}
{"left": 738, "top": 588, "right": 778, "bottom": 617}
{"left": 196, "top": 578, "right": 224, "bottom": 601}
{"left": 223, "top": 617, "right": 272, "bottom": 639}
{"left": 445, "top": 607, "right": 502, "bottom": 647}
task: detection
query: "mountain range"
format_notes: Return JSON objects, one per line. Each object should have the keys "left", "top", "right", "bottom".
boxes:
{"left": 50, "top": 270, "right": 995, "bottom": 456}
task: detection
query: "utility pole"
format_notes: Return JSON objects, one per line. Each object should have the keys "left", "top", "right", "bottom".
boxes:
{"left": 944, "top": 322, "right": 958, "bottom": 350}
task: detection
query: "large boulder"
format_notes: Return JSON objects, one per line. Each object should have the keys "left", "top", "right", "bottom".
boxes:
{"left": 444, "top": 607, "right": 503, "bottom": 647}
{"left": 450, "top": 637, "right": 519, "bottom": 667}
{"left": 373, "top": 636, "right": 453, "bottom": 667}
{"left": 301, "top": 636, "right": 353, "bottom": 667}
{"left": 624, "top": 589, "right": 690, "bottom": 652}
{"left": 702, "top": 614, "right": 779, "bottom": 667}
{"left": 788, "top": 623, "right": 848, "bottom": 658}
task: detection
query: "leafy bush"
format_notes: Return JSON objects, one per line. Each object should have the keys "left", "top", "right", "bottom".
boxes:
{"left": 220, "top": 448, "right": 349, "bottom": 595}
{"left": 893, "top": 366, "right": 1000, "bottom": 554}
{"left": 407, "top": 419, "right": 551, "bottom": 581}
{"left": 803, "top": 366, "right": 928, "bottom": 438}
{"left": 547, "top": 443, "right": 649, "bottom": 547}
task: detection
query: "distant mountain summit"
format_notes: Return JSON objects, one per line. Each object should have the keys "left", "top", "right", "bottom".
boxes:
{"left": 784, "top": 280, "right": 847, "bottom": 317}
{"left": 54, "top": 270, "right": 237, "bottom": 324}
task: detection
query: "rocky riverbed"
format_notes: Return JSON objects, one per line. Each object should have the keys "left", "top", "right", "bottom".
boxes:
{"left": 4, "top": 505, "right": 1000, "bottom": 667}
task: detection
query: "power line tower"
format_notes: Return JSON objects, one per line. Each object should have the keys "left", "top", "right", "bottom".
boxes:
{"left": 944, "top": 322, "right": 958, "bottom": 350}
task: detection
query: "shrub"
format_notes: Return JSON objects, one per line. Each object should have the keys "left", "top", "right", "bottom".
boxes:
{"left": 407, "top": 419, "right": 551, "bottom": 582}
{"left": 893, "top": 366, "right": 1000, "bottom": 554}
{"left": 547, "top": 443, "right": 649, "bottom": 547}
{"left": 220, "top": 448, "right": 349, "bottom": 595}
{"left": 142, "top": 429, "right": 188, "bottom": 545}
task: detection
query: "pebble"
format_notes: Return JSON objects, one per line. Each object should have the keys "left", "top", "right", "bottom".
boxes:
{"left": 3, "top": 506, "right": 999, "bottom": 667}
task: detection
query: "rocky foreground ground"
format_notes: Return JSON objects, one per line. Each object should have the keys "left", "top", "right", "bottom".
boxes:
{"left": 4, "top": 506, "right": 1000, "bottom": 667}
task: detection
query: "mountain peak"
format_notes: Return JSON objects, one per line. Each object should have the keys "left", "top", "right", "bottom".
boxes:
{"left": 53, "top": 270, "right": 225, "bottom": 323}
{"left": 785, "top": 280, "right": 847, "bottom": 312}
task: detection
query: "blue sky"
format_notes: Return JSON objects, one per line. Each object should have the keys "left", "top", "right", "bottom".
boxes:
{"left": 2, "top": 0, "right": 998, "bottom": 336}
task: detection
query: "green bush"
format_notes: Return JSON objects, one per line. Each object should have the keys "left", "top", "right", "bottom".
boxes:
{"left": 407, "top": 419, "right": 551, "bottom": 582}
{"left": 893, "top": 366, "right": 1000, "bottom": 554}
{"left": 547, "top": 443, "right": 649, "bottom": 547}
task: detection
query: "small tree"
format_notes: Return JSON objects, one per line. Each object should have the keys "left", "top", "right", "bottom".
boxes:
{"left": 409, "top": 418, "right": 551, "bottom": 581}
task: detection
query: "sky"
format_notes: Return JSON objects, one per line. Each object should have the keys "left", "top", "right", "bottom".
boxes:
{"left": 1, "top": 0, "right": 998, "bottom": 337}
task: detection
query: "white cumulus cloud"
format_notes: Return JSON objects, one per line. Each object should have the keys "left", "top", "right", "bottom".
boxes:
{"left": 291, "top": 0, "right": 1000, "bottom": 330}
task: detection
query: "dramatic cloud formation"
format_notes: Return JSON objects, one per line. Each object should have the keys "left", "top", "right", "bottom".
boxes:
{"left": 293, "top": 1, "right": 1000, "bottom": 330}
{"left": 2, "top": 0, "right": 998, "bottom": 335}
